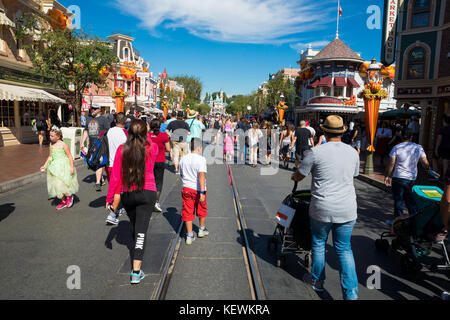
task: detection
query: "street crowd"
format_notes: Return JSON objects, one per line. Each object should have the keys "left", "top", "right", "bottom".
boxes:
{"left": 37, "top": 106, "right": 450, "bottom": 299}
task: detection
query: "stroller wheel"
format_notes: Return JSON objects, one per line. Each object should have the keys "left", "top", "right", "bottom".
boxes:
{"left": 304, "top": 253, "right": 312, "bottom": 269}
{"left": 401, "top": 255, "right": 421, "bottom": 279}
{"left": 375, "top": 239, "right": 389, "bottom": 252}
{"left": 391, "top": 238, "right": 400, "bottom": 251}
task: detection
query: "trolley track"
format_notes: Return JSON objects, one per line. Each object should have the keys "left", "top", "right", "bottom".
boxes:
{"left": 153, "top": 163, "right": 266, "bottom": 300}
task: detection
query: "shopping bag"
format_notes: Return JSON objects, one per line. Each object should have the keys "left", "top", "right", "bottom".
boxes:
{"left": 275, "top": 202, "right": 296, "bottom": 228}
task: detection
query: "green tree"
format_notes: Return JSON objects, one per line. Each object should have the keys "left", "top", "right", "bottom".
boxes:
{"left": 265, "top": 76, "right": 295, "bottom": 109}
{"left": 197, "top": 103, "right": 211, "bottom": 115}
{"left": 171, "top": 75, "right": 202, "bottom": 108}
{"left": 15, "top": 13, "right": 118, "bottom": 124}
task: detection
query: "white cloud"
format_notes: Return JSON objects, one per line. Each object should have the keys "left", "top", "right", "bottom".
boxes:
{"left": 113, "top": 0, "right": 334, "bottom": 44}
{"left": 289, "top": 40, "right": 331, "bottom": 53}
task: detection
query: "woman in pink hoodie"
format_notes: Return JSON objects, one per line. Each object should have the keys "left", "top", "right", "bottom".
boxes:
{"left": 106, "top": 119, "right": 158, "bottom": 285}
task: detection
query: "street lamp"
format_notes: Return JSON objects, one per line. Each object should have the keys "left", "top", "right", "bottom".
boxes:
{"left": 361, "top": 57, "right": 387, "bottom": 175}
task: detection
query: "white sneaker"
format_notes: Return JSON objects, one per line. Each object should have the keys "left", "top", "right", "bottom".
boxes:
{"left": 186, "top": 234, "right": 195, "bottom": 245}
{"left": 198, "top": 228, "right": 209, "bottom": 238}
{"left": 154, "top": 202, "right": 162, "bottom": 212}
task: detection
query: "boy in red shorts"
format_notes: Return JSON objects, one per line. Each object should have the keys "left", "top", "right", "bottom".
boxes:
{"left": 179, "top": 138, "right": 208, "bottom": 245}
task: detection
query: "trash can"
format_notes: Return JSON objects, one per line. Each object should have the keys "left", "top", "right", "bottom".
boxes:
{"left": 61, "top": 127, "right": 83, "bottom": 160}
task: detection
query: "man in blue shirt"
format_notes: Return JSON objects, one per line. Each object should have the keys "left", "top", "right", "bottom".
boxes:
{"left": 185, "top": 110, "right": 205, "bottom": 143}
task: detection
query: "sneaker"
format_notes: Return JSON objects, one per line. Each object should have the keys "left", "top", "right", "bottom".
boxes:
{"left": 303, "top": 273, "right": 324, "bottom": 292}
{"left": 198, "top": 228, "right": 209, "bottom": 238}
{"left": 186, "top": 234, "right": 195, "bottom": 245}
{"left": 101, "top": 176, "right": 106, "bottom": 186}
{"left": 95, "top": 183, "right": 101, "bottom": 192}
{"left": 106, "top": 213, "right": 119, "bottom": 225}
{"left": 154, "top": 202, "right": 162, "bottom": 212}
{"left": 56, "top": 200, "right": 67, "bottom": 211}
{"left": 66, "top": 196, "right": 74, "bottom": 208}
{"left": 130, "top": 270, "right": 145, "bottom": 284}
{"left": 175, "top": 171, "right": 180, "bottom": 175}
{"left": 116, "top": 208, "right": 125, "bottom": 217}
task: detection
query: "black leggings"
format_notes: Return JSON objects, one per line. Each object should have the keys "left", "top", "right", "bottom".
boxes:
{"left": 153, "top": 162, "right": 165, "bottom": 199}
{"left": 121, "top": 190, "right": 157, "bottom": 261}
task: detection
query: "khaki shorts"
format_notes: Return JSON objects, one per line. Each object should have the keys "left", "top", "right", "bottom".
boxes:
{"left": 173, "top": 141, "right": 189, "bottom": 164}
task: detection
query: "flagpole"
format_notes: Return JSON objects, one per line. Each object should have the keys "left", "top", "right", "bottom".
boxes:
{"left": 336, "top": 0, "right": 340, "bottom": 39}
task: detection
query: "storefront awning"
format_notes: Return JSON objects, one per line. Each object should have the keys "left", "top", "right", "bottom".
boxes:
{"left": 347, "top": 77, "right": 360, "bottom": 88}
{"left": 318, "top": 77, "right": 332, "bottom": 87}
{"left": 308, "top": 79, "right": 320, "bottom": 88}
{"left": 334, "top": 77, "right": 347, "bottom": 87}
{"left": 0, "top": 83, "right": 65, "bottom": 103}
{"left": 0, "top": 12, "right": 14, "bottom": 28}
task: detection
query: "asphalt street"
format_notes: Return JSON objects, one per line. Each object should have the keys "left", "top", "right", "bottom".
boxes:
{"left": 0, "top": 156, "right": 449, "bottom": 300}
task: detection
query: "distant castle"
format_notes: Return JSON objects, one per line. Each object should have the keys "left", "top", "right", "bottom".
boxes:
{"left": 208, "top": 91, "right": 227, "bottom": 115}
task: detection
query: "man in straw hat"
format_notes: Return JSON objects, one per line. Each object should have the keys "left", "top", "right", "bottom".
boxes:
{"left": 292, "top": 115, "right": 360, "bottom": 300}
{"left": 185, "top": 109, "right": 205, "bottom": 144}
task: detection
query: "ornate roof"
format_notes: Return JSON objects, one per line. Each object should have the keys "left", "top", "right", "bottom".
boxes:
{"left": 309, "top": 38, "right": 364, "bottom": 63}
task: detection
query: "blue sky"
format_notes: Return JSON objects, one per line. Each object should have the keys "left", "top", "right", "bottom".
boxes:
{"left": 60, "top": 0, "right": 384, "bottom": 97}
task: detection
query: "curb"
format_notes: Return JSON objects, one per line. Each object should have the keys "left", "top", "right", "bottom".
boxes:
{"left": 357, "top": 174, "right": 391, "bottom": 193}
{"left": 0, "top": 158, "right": 85, "bottom": 194}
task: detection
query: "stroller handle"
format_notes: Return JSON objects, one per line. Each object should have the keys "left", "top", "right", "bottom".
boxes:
{"left": 292, "top": 181, "right": 298, "bottom": 194}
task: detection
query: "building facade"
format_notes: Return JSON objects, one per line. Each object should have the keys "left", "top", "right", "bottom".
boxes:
{"left": 393, "top": 0, "right": 450, "bottom": 156}
{"left": 0, "top": 0, "right": 73, "bottom": 147}
{"left": 83, "top": 33, "right": 155, "bottom": 114}
{"left": 295, "top": 38, "right": 397, "bottom": 125}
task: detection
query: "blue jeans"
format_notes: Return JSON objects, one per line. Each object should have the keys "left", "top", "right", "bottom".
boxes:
{"left": 310, "top": 218, "right": 358, "bottom": 300}
{"left": 391, "top": 178, "right": 418, "bottom": 218}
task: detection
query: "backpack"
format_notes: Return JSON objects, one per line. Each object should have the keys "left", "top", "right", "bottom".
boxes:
{"left": 85, "top": 130, "right": 109, "bottom": 171}
{"left": 213, "top": 120, "right": 220, "bottom": 130}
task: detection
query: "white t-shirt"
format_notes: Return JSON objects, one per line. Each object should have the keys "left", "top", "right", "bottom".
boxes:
{"left": 306, "top": 126, "right": 316, "bottom": 146}
{"left": 248, "top": 129, "right": 263, "bottom": 147}
{"left": 107, "top": 127, "right": 127, "bottom": 167}
{"left": 389, "top": 142, "right": 426, "bottom": 180}
{"left": 179, "top": 153, "right": 207, "bottom": 191}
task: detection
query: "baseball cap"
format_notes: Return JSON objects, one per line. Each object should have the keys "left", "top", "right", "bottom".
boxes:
{"left": 91, "top": 104, "right": 100, "bottom": 109}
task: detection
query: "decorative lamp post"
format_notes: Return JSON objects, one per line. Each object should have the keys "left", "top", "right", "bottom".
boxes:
{"left": 112, "top": 87, "right": 127, "bottom": 113}
{"left": 162, "top": 95, "right": 169, "bottom": 119}
{"left": 247, "top": 105, "right": 251, "bottom": 117}
{"left": 359, "top": 57, "right": 388, "bottom": 175}
{"left": 278, "top": 93, "right": 287, "bottom": 125}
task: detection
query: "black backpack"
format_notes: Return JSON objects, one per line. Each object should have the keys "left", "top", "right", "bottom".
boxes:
{"left": 342, "top": 129, "right": 353, "bottom": 144}
{"left": 85, "top": 130, "right": 109, "bottom": 171}
{"left": 213, "top": 120, "right": 220, "bottom": 130}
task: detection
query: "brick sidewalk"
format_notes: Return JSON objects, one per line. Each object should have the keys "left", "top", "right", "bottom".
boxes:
{"left": 359, "top": 151, "right": 444, "bottom": 190}
{"left": 0, "top": 144, "right": 52, "bottom": 184}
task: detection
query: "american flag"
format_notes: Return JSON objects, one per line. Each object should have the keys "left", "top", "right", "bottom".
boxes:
{"left": 339, "top": 5, "right": 342, "bottom": 17}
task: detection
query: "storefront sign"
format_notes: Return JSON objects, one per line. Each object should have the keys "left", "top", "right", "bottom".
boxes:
{"left": 137, "top": 72, "right": 149, "bottom": 78}
{"left": 381, "top": 0, "right": 398, "bottom": 66}
{"left": 397, "top": 87, "right": 432, "bottom": 95}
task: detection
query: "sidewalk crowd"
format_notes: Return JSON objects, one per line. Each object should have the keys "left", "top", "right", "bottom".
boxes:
{"left": 21, "top": 104, "right": 450, "bottom": 299}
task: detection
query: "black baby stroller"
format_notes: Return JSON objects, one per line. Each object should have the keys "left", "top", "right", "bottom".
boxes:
{"left": 375, "top": 185, "right": 450, "bottom": 279}
{"left": 268, "top": 182, "right": 312, "bottom": 269}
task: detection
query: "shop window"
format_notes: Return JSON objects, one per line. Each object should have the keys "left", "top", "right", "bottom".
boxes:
{"left": 411, "top": 0, "right": 430, "bottom": 28}
{"left": 127, "top": 81, "right": 132, "bottom": 95}
{"left": 346, "top": 87, "right": 353, "bottom": 98}
{"left": 115, "top": 79, "right": 124, "bottom": 89}
{"left": 20, "top": 101, "right": 38, "bottom": 126}
{"left": 407, "top": 47, "right": 426, "bottom": 79}
{"left": 0, "top": 100, "right": 14, "bottom": 127}
{"left": 124, "top": 48, "right": 129, "bottom": 62}
{"left": 321, "top": 87, "right": 330, "bottom": 96}
{"left": 334, "top": 87, "right": 344, "bottom": 97}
